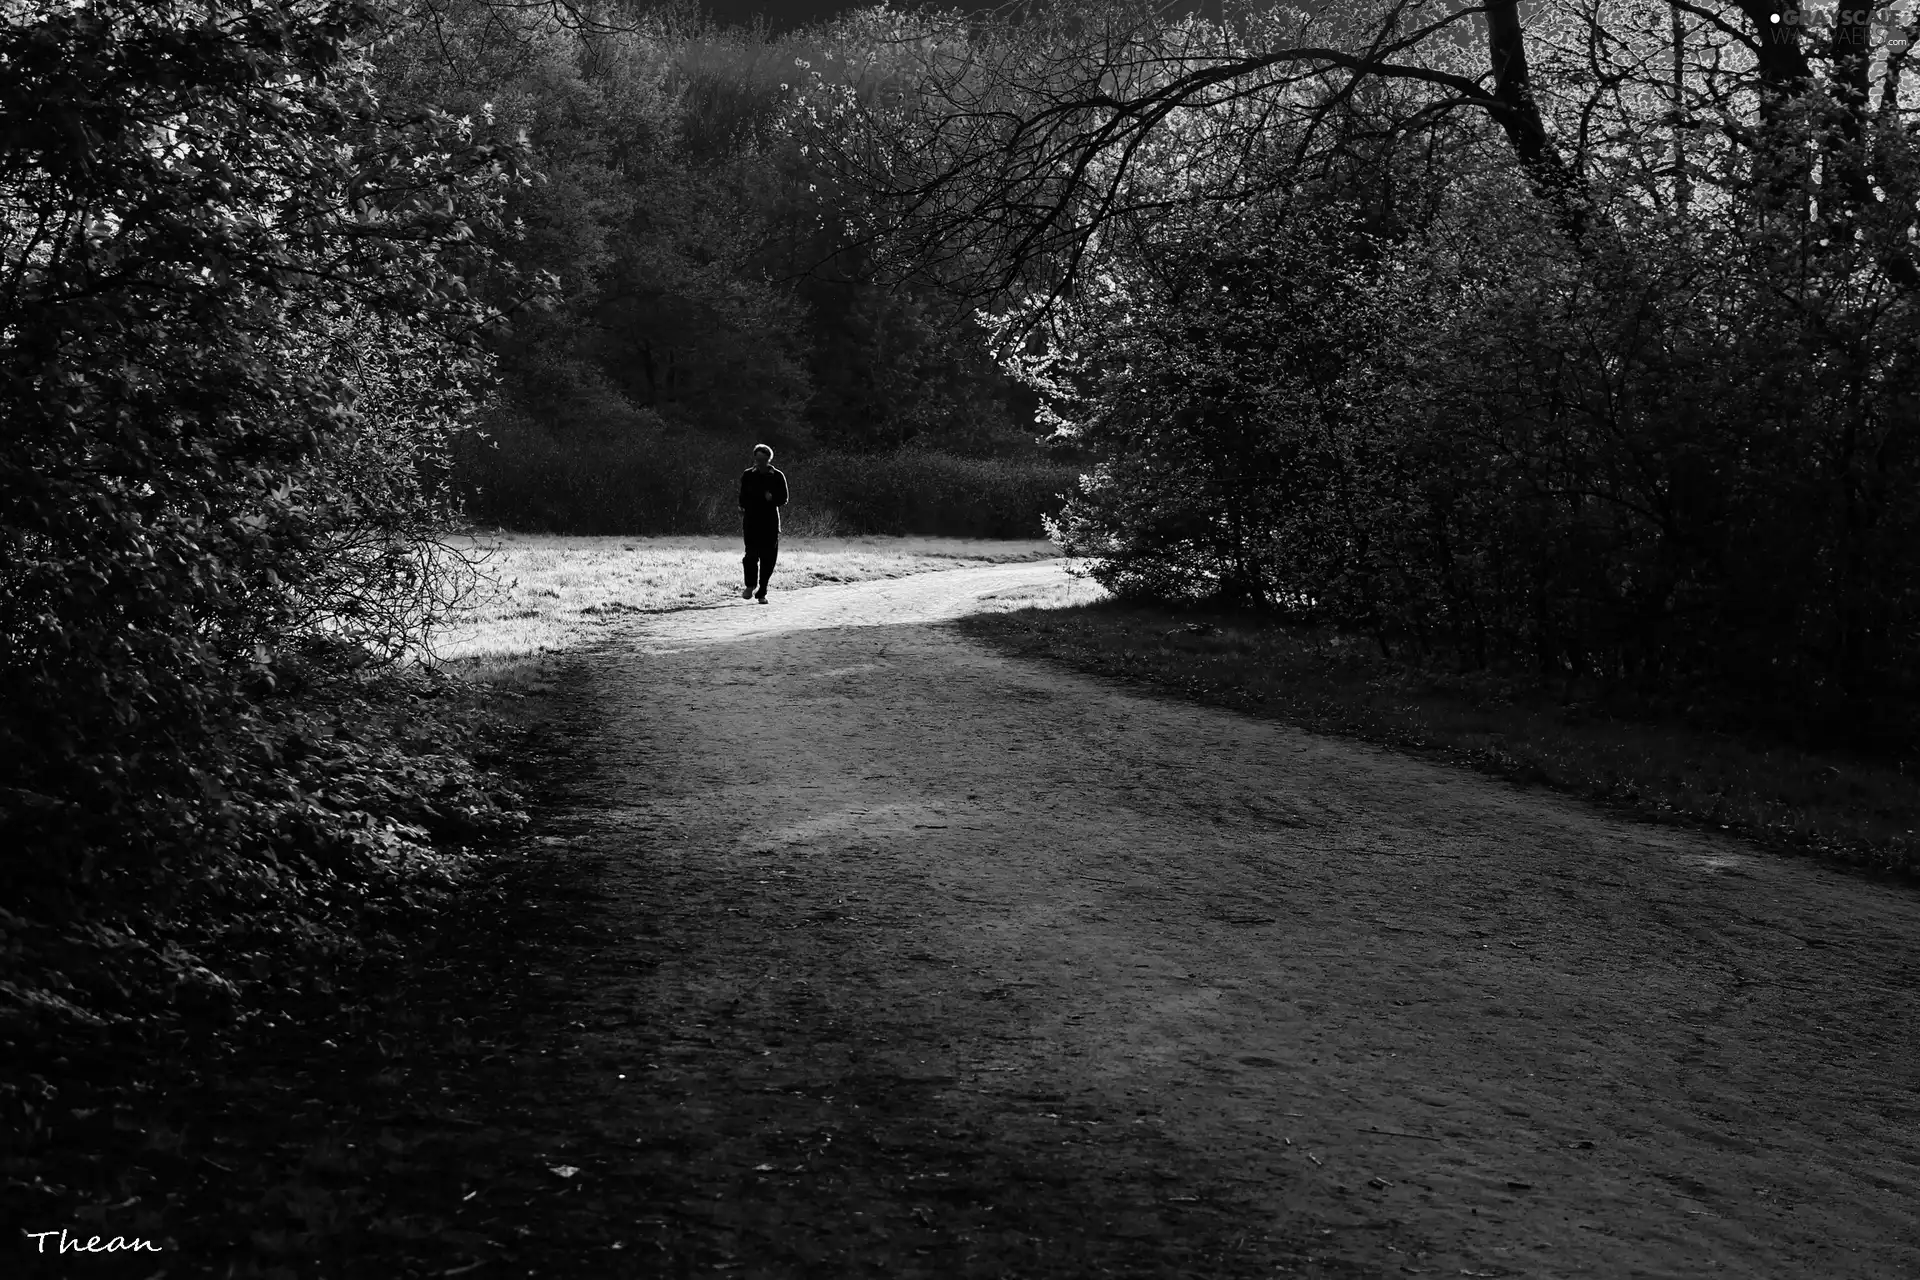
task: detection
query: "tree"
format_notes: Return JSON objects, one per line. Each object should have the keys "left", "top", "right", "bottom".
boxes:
{"left": 804, "top": 1, "right": 1920, "bottom": 319}
{"left": 1, "top": 0, "right": 518, "bottom": 901}
{"left": 1036, "top": 200, "right": 1421, "bottom": 614}
{"left": 801, "top": 0, "right": 1586, "bottom": 317}
{"left": 933, "top": 0, "right": 1920, "bottom": 741}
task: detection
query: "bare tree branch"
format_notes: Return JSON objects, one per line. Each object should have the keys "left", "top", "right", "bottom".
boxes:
{"left": 810, "top": 0, "right": 1593, "bottom": 324}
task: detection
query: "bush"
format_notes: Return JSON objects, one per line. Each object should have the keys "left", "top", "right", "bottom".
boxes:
{"left": 454, "top": 414, "right": 1074, "bottom": 538}
{"left": 1038, "top": 207, "right": 1415, "bottom": 615}
{"left": 0, "top": 0, "right": 521, "bottom": 1039}
{"left": 453, "top": 408, "right": 737, "bottom": 535}
{"left": 1037, "top": 173, "right": 1920, "bottom": 750}
{"left": 802, "top": 449, "right": 1076, "bottom": 538}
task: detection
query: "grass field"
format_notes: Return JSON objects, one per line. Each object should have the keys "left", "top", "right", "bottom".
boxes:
{"left": 429, "top": 533, "right": 1059, "bottom": 675}
{"left": 960, "top": 601, "right": 1920, "bottom": 878}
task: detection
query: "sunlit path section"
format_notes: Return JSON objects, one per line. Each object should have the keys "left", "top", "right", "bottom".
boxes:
{"left": 427, "top": 536, "right": 1079, "bottom": 665}
{"left": 625, "top": 560, "right": 1104, "bottom": 653}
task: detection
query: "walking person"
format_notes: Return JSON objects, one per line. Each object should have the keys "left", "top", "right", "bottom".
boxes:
{"left": 739, "top": 443, "right": 788, "bottom": 603}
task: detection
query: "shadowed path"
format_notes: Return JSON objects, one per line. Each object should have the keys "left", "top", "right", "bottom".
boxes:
{"left": 533, "top": 561, "right": 1919, "bottom": 1277}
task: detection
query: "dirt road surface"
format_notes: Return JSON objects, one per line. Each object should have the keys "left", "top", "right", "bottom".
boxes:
{"left": 522, "top": 561, "right": 1920, "bottom": 1278}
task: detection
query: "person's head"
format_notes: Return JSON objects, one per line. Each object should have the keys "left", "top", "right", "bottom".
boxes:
{"left": 751, "top": 443, "right": 774, "bottom": 469}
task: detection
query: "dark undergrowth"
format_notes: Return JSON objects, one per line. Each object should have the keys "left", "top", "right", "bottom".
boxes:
{"left": 960, "top": 600, "right": 1920, "bottom": 880}
{"left": 3, "top": 661, "right": 590, "bottom": 1278}
{"left": 454, "top": 414, "right": 1076, "bottom": 538}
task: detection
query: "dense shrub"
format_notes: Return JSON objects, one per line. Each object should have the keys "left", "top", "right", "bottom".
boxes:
{"left": 802, "top": 449, "right": 1075, "bottom": 538}
{"left": 0, "top": 0, "right": 521, "bottom": 1030}
{"left": 454, "top": 412, "right": 1071, "bottom": 538}
{"left": 1397, "top": 188, "right": 1920, "bottom": 740}
{"left": 1036, "top": 208, "right": 1419, "bottom": 614}
{"left": 1042, "top": 163, "right": 1920, "bottom": 745}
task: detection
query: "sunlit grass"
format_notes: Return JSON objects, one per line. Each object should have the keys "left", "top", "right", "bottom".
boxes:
{"left": 429, "top": 533, "right": 1059, "bottom": 676}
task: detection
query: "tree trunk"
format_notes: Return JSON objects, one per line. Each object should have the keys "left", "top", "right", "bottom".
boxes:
{"left": 1484, "top": 1, "right": 1587, "bottom": 238}
{"left": 1672, "top": 10, "right": 1692, "bottom": 217}
{"left": 1827, "top": 3, "right": 1877, "bottom": 222}
{"left": 1734, "top": 2, "right": 1814, "bottom": 103}
{"left": 1734, "top": 3, "right": 1814, "bottom": 217}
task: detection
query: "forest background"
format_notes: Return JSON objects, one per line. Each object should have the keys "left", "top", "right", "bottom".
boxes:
{"left": 7, "top": 0, "right": 1920, "bottom": 1254}
{"left": 409, "top": 0, "right": 1079, "bottom": 539}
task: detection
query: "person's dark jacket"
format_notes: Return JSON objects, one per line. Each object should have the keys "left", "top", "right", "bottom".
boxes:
{"left": 740, "top": 465, "right": 789, "bottom": 537}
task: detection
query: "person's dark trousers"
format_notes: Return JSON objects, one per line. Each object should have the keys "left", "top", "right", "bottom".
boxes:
{"left": 743, "top": 533, "right": 778, "bottom": 596}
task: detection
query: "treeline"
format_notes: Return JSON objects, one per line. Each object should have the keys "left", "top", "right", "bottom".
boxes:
{"left": 824, "top": 1, "right": 1920, "bottom": 750}
{"left": 457, "top": 420, "right": 1075, "bottom": 537}
{"left": 377, "top": 1, "right": 1066, "bottom": 535}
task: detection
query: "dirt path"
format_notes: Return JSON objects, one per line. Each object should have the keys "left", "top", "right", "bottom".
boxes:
{"left": 530, "top": 562, "right": 1920, "bottom": 1278}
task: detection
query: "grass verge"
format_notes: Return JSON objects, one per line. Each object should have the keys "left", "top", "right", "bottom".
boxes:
{"left": 959, "top": 600, "right": 1920, "bottom": 879}
{"left": 429, "top": 533, "right": 1058, "bottom": 676}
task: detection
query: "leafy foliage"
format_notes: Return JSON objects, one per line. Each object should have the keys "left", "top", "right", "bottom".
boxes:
{"left": 1036, "top": 206, "right": 1421, "bottom": 614}
{"left": 0, "top": 0, "right": 524, "bottom": 1033}
{"left": 371, "top": 1, "right": 1035, "bottom": 502}
{"left": 453, "top": 408, "right": 1071, "bottom": 537}
{"left": 958, "top": 2, "right": 1920, "bottom": 748}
